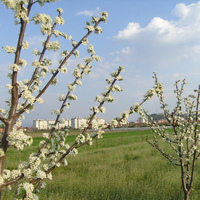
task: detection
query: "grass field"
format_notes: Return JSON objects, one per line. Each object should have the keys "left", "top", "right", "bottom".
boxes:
{"left": 2, "top": 129, "right": 200, "bottom": 199}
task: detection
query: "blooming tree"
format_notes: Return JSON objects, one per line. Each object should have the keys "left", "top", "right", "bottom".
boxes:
{"left": 0, "top": 1, "right": 167, "bottom": 199}
{"left": 0, "top": 0, "right": 129, "bottom": 199}
{"left": 134, "top": 72, "right": 200, "bottom": 200}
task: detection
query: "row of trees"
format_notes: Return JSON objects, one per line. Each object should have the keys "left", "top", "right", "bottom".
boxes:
{"left": 0, "top": 1, "right": 200, "bottom": 200}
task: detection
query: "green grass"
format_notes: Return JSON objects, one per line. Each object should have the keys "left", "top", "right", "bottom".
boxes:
{"left": 2, "top": 129, "right": 200, "bottom": 199}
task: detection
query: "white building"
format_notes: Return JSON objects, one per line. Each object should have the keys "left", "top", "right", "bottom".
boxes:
{"left": 33, "top": 119, "right": 55, "bottom": 130}
{"left": 71, "top": 117, "right": 87, "bottom": 129}
{"left": 33, "top": 117, "right": 105, "bottom": 130}
{"left": 137, "top": 117, "right": 148, "bottom": 124}
{"left": 65, "top": 119, "right": 71, "bottom": 127}
{"left": 33, "top": 119, "right": 68, "bottom": 130}
{"left": 93, "top": 117, "right": 105, "bottom": 126}
{"left": 71, "top": 117, "right": 105, "bottom": 129}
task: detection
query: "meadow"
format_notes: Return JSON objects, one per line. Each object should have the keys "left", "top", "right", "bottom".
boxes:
{"left": 2, "top": 129, "right": 200, "bottom": 199}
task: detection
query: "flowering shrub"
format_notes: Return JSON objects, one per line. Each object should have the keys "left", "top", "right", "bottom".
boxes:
{"left": 134, "top": 72, "right": 200, "bottom": 200}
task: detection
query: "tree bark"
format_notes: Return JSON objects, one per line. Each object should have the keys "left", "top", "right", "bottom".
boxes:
{"left": 0, "top": 156, "right": 5, "bottom": 200}
{"left": 184, "top": 192, "right": 190, "bottom": 200}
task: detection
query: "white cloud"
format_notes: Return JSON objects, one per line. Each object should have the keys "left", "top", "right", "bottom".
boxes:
{"left": 112, "top": 1, "right": 200, "bottom": 72}
{"left": 108, "top": 1, "right": 200, "bottom": 115}
{"left": 76, "top": 7, "right": 100, "bottom": 17}
{"left": 114, "top": 22, "right": 141, "bottom": 40}
{"left": 89, "top": 60, "right": 119, "bottom": 80}
{"left": 113, "top": 57, "right": 121, "bottom": 62}
{"left": 27, "top": 35, "right": 46, "bottom": 47}
{"left": 114, "top": 1, "right": 200, "bottom": 45}
{"left": 172, "top": 1, "right": 200, "bottom": 25}
{"left": 0, "top": 63, "right": 9, "bottom": 76}
{"left": 172, "top": 72, "right": 185, "bottom": 79}
{"left": 121, "top": 47, "right": 132, "bottom": 54}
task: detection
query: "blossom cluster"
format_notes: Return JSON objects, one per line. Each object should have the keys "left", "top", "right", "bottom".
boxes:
{"left": 33, "top": 13, "right": 53, "bottom": 35}
{"left": 95, "top": 66, "right": 124, "bottom": 104}
{"left": 45, "top": 41, "right": 61, "bottom": 51}
{"left": 2, "top": 126, "right": 71, "bottom": 198}
{"left": 2, "top": 0, "right": 29, "bottom": 23}
{"left": 2, "top": 45, "right": 16, "bottom": 53}
{"left": 7, "top": 126, "right": 33, "bottom": 150}
{"left": 17, "top": 182, "right": 37, "bottom": 200}
{"left": 54, "top": 16, "right": 64, "bottom": 25}
{"left": 135, "top": 72, "right": 200, "bottom": 174}
{"left": 84, "top": 11, "right": 108, "bottom": 34}
{"left": 90, "top": 106, "right": 106, "bottom": 114}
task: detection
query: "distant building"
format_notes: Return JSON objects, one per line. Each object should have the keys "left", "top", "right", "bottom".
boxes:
{"left": 157, "top": 119, "right": 168, "bottom": 124}
{"left": 138, "top": 117, "right": 148, "bottom": 124}
{"left": 70, "top": 117, "right": 106, "bottom": 129}
{"left": 65, "top": 119, "right": 71, "bottom": 127}
{"left": 93, "top": 117, "right": 105, "bottom": 126}
{"left": 33, "top": 117, "right": 105, "bottom": 130}
{"left": 33, "top": 119, "right": 56, "bottom": 130}
{"left": 71, "top": 117, "right": 87, "bottom": 129}
{"left": 33, "top": 119, "right": 67, "bottom": 130}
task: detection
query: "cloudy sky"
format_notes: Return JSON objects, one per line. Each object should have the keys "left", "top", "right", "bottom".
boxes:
{"left": 1, "top": 0, "right": 200, "bottom": 126}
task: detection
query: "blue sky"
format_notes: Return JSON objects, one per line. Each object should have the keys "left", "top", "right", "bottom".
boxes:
{"left": 1, "top": 0, "right": 200, "bottom": 126}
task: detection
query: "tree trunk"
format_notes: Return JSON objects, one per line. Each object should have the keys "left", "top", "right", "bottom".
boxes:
{"left": 0, "top": 156, "right": 5, "bottom": 200}
{"left": 184, "top": 191, "right": 190, "bottom": 200}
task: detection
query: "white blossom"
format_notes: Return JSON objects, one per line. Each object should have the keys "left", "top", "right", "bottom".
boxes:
{"left": 73, "top": 68, "right": 82, "bottom": 78}
{"left": 67, "top": 82, "right": 76, "bottom": 92}
{"left": 46, "top": 41, "right": 61, "bottom": 51}
{"left": 82, "top": 38, "right": 88, "bottom": 45}
{"left": 93, "top": 55, "right": 100, "bottom": 61}
{"left": 70, "top": 148, "right": 78, "bottom": 156}
{"left": 100, "top": 107, "right": 106, "bottom": 113}
{"left": 76, "top": 134, "right": 85, "bottom": 144}
{"left": 95, "top": 26, "right": 103, "bottom": 34}
{"left": 61, "top": 50, "right": 69, "bottom": 57}
{"left": 71, "top": 40, "right": 77, "bottom": 47}
{"left": 0, "top": 176, "right": 4, "bottom": 184}
{"left": 85, "top": 25, "right": 94, "bottom": 32}
{"left": 53, "top": 30, "right": 61, "bottom": 37}
{"left": 59, "top": 94, "right": 65, "bottom": 101}
{"left": 9, "top": 64, "right": 20, "bottom": 71}
{"left": 68, "top": 35, "right": 72, "bottom": 40}
{"left": 0, "top": 148, "right": 5, "bottom": 157}
{"left": 7, "top": 127, "right": 33, "bottom": 150}
{"left": 22, "top": 168, "right": 32, "bottom": 179}
{"left": 51, "top": 109, "right": 60, "bottom": 115}
{"left": 47, "top": 172, "right": 52, "bottom": 180}
{"left": 54, "top": 16, "right": 64, "bottom": 25}
{"left": 56, "top": 8, "right": 63, "bottom": 13}
{"left": 74, "top": 50, "right": 80, "bottom": 58}
{"left": 5, "top": 84, "right": 13, "bottom": 90}
{"left": 77, "top": 63, "right": 85, "bottom": 69}
{"left": 36, "top": 97, "right": 44, "bottom": 104}
{"left": 11, "top": 170, "right": 21, "bottom": 179}
{"left": 3, "top": 45, "right": 16, "bottom": 53}
{"left": 17, "top": 183, "right": 35, "bottom": 199}
{"left": 68, "top": 94, "right": 77, "bottom": 100}
{"left": 59, "top": 65, "right": 68, "bottom": 73}
{"left": 36, "top": 170, "right": 46, "bottom": 179}
{"left": 2, "top": 169, "right": 10, "bottom": 180}
{"left": 19, "top": 59, "right": 27, "bottom": 67}
{"left": 22, "top": 41, "right": 29, "bottom": 49}
{"left": 76, "top": 80, "right": 82, "bottom": 86}
{"left": 95, "top": 95, "right": 104, "bottom": 103}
